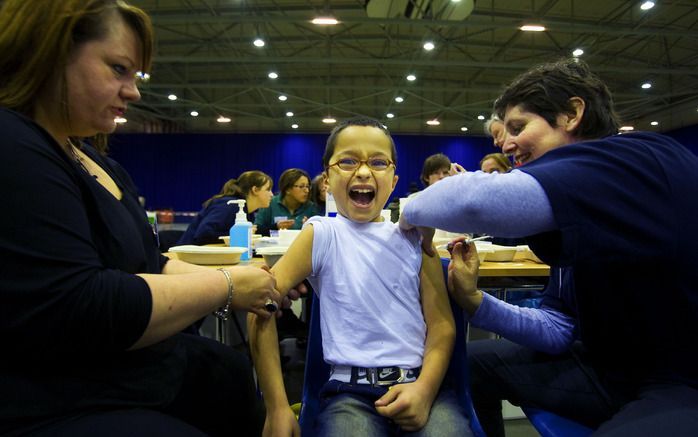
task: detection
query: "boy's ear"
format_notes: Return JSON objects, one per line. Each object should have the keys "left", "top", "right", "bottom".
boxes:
{"left": 250, "top": 186, "right": 259, "bottom": 195}
{"left": 322, "top": 171, "right": 331, "bottom": 194}
{"left": 391, "top": 174, "right": 399, "bottom": 190}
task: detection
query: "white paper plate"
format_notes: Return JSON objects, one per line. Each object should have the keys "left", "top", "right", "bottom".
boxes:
{"left": 169, "top": 245, "right": 247, "bottom": 265}
{"left": 255, "top": 246, "right": 288, "bottom": 267}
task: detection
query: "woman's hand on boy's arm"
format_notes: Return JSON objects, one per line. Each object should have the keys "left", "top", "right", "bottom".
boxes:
{"left": 262, "top": 407, "right": 300, "bottom": 437}
{"left": 374, "top": 381, "right": 437, "bottom": 430}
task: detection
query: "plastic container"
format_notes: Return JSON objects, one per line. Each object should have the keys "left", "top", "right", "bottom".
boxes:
{"left": 228, "top": 199, "right": 252, "bottom": 260}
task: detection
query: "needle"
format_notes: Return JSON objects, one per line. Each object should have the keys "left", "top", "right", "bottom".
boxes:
{"left": 436, "top": 235, "right": 491, "bottom": 249}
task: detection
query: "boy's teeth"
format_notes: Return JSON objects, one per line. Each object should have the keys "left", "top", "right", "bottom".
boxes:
{"left": 353, "top": 189, "right": 373, "bottom": 193}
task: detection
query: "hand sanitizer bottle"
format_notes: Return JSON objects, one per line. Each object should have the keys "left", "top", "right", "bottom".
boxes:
{"left": 228, "top": 199, "right": 252, "bottom": 260}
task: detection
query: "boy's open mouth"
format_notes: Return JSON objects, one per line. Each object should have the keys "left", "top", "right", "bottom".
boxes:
{"left": 349, "top": 187, "right": 375, "bottom": 206}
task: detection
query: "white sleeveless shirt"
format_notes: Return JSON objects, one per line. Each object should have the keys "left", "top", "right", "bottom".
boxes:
{"left": 305, "top": 215, "right": 425, "bottom": 368}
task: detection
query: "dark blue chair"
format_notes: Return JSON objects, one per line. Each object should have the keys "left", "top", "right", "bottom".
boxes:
{"left": 298, "top": 259, "right": 485, "bottom": 437}
{"left": 522, "top": 406, "right": 594, "bottom": 437}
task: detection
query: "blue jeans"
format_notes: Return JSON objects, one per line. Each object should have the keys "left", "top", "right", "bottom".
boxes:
{"left": 468, "top": 338, "right": 698, "bottom": 437}
{"left": 314, "top": 380, "right": 472, "bottom": 436}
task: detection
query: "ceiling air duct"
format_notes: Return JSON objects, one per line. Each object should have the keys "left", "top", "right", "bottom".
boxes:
{"left": 365, "top": 0, "right": 474, "bottom": 21}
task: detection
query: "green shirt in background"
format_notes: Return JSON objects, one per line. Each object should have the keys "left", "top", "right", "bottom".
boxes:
{"left": 254, "top": 194, "right": 319, "bottom": 236}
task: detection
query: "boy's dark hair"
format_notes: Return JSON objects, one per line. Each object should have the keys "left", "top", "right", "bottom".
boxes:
{"left": 420, "top": 153, "right": 452, "bottom": 186}
{"left": 322, "top": 117, "right": 397, "bottom": 168}
{"left": 494, "top": 58, "right": 620, "bottom": 139}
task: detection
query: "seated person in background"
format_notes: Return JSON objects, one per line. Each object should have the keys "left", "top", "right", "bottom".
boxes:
{"left": 178, "top": 171, "right": 273, "bottom": 245}
{"left": 248, "top": 117, "right": 472, "bottom": 436}
{"left": 479, "top": 153, "right": 512, "bottom": 174}
{"left": 254, "top": 168, "right": 319, "bottom": 236}
{"left": 409, "top": 153, "right": 466, "bottom": 199}
{"left": 401, "top": 58, "right": 698, "bottom": 437}
{"left": 310, "top": 173, "right": 327, "bottom": 216}
{"left": 484, "top": 114, "right": 506, "bottom": 148}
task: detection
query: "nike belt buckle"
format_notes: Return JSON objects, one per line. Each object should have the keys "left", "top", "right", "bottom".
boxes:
{"left": 374, "top": 366, "right": 405, "bottom": 386}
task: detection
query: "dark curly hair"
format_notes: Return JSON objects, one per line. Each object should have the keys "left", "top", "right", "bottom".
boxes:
{"left": 494, "top": 58, "right": 620, "bottom": 140}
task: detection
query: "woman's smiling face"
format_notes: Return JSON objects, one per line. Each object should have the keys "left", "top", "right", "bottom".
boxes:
{"left": 501, "top": 104, "right": 578, "bottom": 165}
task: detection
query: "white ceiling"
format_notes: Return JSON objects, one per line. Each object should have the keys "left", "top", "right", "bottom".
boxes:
{"left": 121, "top": 0, "right": 698, "bottom": 135}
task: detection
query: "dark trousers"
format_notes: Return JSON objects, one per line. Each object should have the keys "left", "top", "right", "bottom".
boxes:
{"left": 468, "top": 339, "right": 698, "bottom": 437}
{"left": 29, "top": 334, "right": 264, "bottom": 437}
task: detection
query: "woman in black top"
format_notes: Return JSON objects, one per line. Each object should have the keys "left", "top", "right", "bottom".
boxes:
{"left": 0, "top": 1, "right": 279, "bottom": 435}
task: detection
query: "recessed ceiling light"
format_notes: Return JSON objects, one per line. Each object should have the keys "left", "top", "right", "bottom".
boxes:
{"left": 426, "top": 119, "right": 440, "bottom": 126}
{"left": 278, "top": 95, "right": 288, "bottom": 101}
{"left": 572, "top": 48, "right": 584, "bottom": 57}
{"left": 386, "top": 113, "right": 395, "bottom": 119}
{"left": 520, "top": 25, "right": 546, "bottom": 32}
{"left": 406, "top": 74, "right": 416, "bottom": 81}
{"left": 312, "top": 17, "right": 338, "bottom": 25}
{"left": 650, "top": 121, "right": 659, "bottom": 126}
{"left": 640, "top": 1, "right": 655, "bottom": 11}
{"left": 395, "top": 96, "right": 404, "bottom": 103}
{"left": 253, "top": 38, "right": 265, "bottom": 47}
{"left": 268, "top": 72, "right": 278, "bottom": 79}
{"left": 322, "top": 117, "right": 336, "bottom": 124}
{"left": 114, "top": 117, "right": 127, "bottom": 124}
{"left": 477, "top": 115, "right": 485, "bottom": 120}
{"left": 291, "top": 123, "right": 299, "bottom": 129}
{"left": 619, "top": 126, "right": 634, "bottom": 131}
{"left": 286, "top": 111, "right": 294, "bottom": 117}
{"left": 217, "top": 116, "right": 231, "bottom": 123}
{"left": 460, "top": 126, "right": 468, "bottom": 132}
{"left": 190, "top": 111, "right": 199, "bottom": 117}
{"left": 641, "top": 82, "right": 652, "bottom": 89}
{"left": 423, "top": 41, "right": 435, "bottom": 51}
{"left": 167, "top": 94, "right": 177, "bottom": 101}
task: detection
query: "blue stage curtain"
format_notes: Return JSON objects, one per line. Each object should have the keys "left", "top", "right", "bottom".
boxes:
{"left": 108, "top": 132, "right": 501, "bottom": 211}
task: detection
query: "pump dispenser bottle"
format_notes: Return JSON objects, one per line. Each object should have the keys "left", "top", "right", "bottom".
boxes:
{"left": 228, "top": 199, "right": 252, "bottom": 260}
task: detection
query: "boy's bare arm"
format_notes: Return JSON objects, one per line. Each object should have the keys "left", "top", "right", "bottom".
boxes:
{"left": 247, "top": 225, "right": 314, "bottom": 435}
{"left": 375, "top": 248, "right": 456, "bottom": 431}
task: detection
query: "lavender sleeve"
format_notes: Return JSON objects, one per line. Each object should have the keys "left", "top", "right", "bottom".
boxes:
{"left": 402, "top": 170, "right": 556, "bottom": 237}
{"left": 469, "top": 293, "right": 577, "bottom": 354}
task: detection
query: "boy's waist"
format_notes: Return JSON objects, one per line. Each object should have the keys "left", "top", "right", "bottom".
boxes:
{"left": 329, "top": 365, "right": 421, "bottom": 387}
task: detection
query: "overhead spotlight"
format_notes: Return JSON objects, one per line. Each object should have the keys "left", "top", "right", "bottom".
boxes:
{"left": 268, "top": 72, "right": 278, "bottom": 79}
{"left": 322, "top": 117, "right": 336, "bottom": 124}
{"left": 114, "top": 117, "right": 127, "bottom": 124}
{"left": 386, "top": 113, "right": 395, "bottom": 119}
{"left": 460, "top": 126, "right": 468, "bottom": 132}
{"left": 312, "top": 17, "right": 338, "bottom": 25}
{"left": 190, "top": 111, "right": 199, "bottom": 117}
{"left": 394, "top": 96, "right": 404, "bottom": 103}
{"left": 291, "top": 123, "right": 299, "bottom": 129}
{"left": 253, "top": 38, "right": 265, "bottom": 47}
{"left": 520, "top": 24, "right": 546, "bottom": 32}
{"left": 619, "top": 126, "right": 634, "bottom": 132}
{"left": 572, "top": 48, "right": 584, "bottom": 57}
{"left": 278, "top": 95, "right": 288, "bottom": 101}
{"left": 640, "top": 1, "right": 655, "bottom": 11}
{"left": 426, "top": 119, "right": 440, "bottom": 126}
{"left": 217, "top": 116, "right": 231, "bottom": 123}
{"left": 477, "top": 115, "right": 485, "bottom": 120}
{"left": 286, "top": 111, "right": 294, "bottom": 117}
{"left": 641, "top": 82, "right": 652, "bottom": 89}
{"left": 406, "top": 74, "right": 416, "bottom": 82}
{"left": 650, "top": 121, "right": 659, "bottom": 126}
{"left": 167, "top": 94, "right": 177, "bottom": 101}
{"left": 423, "top": 41, "right": 435, "bottom": 51}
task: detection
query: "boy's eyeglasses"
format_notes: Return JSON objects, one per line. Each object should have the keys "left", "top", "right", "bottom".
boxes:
{"left": 293, "top": 184, "right": 311, "bottom": 190}
{"left": 327, "top": 157, "right": 395, "bottom": 172}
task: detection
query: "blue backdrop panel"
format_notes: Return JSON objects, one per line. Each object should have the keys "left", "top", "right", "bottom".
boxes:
{"left": 109, "top": 132, "right": 495, "bottom": 211}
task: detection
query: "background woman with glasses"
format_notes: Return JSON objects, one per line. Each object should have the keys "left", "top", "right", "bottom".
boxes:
{"left": 254, "top": 168, "right": 319, "bottom": 236}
